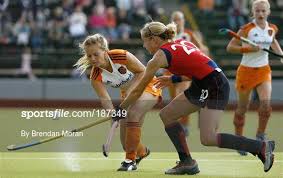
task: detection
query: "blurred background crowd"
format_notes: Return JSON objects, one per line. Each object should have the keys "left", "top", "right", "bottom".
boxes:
{"left": 0, "top": 0, "right": 282, "bottom": 79}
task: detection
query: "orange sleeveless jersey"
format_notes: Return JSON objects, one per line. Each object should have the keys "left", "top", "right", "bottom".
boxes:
{"left": 90, "top": 49, "right": 162, "bottom": 99}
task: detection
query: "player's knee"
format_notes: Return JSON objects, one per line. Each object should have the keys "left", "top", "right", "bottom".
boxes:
{"left": 200, "top": 137, "right": 215, "bottom": 146}
{"left": 258, "top": 106, "right": 272, "bottom": 119}
{"left": 233, "top": 113, "right": 245, "bottom": 127}
{"left": 126, "top": 109, "right": 140, "bottom": 122}
{"left": 200, "top": 132, "right": 217, "bottom": 146}
{"left": 236, "top": 106, "right": 248, "bottom": 115}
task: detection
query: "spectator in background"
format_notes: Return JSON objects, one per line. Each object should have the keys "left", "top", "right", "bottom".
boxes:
{"left": 105, "top": 7, "right": 118, "bottom": 40}
{"left": 130, "top": 6, "right": 147, "bottom": 29}
{"left": 30, "top": 25, "right": 43, "bottom": 50}
{"left": 30, "top": 6, "right": 46, "bottom": 50}
{"left": 0, "top": 10, "right": 13, "bottom": 44}
{"left": 62, "top": 0, "right": 74, "bottom": 19}
{"left": 13, "top": 13, "right": 32, "bottom": 46}
{"left": 0, "top": 0, "right": 9, "bottom": 11}
{"left": 146, "top": 0, "right": 165, "bottom": 21}
{"left": 48, "top": 7, "right": 67, "bottom": 49}
{"left": 198, "top": 0, "right": 215, "bottom": 18}
{"left": 20, "top": 0, "right": 38, "bottom": 22}
{"left": 88, "top": 4, "right": 108, "bottom": 36}
{"left": 227, "top": 0, "right": 249, "bottom": 31}
{"left": 15, "top": 46, "right": 37, "bottom": 81}
{"left": 116, "top": 8, "right": 131, "bottom": 40}
{"left": 88, "top": 2, "right": 118, "bottom": 41}
{"left": 116, "top": 0, "right": 131, "bottom": 11}
{"left": 34, "top": 7, "right": 47, "bottom": 31}
{"left": 68, "top": 5, "right": 87, "bottom": 41}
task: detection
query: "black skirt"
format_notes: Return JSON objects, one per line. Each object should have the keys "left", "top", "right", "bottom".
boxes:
{"left": 184, "top": 70, "right": 230, "bottom": 110}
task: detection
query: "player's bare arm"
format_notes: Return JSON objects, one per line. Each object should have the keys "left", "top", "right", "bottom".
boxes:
{"left": 120, "top": 50, "right": 167, "bottom": 109}
{"left": 91, "top": 80, "right": 114, "bottom": 110}
{"left": 270, "top": 38, "right": 283, "bottom": 60}
{"left": 155, "top": 75, "right": 191, "bottom": 89}
{"left": 226, "top": 29, "right": 259, "bottom": 53}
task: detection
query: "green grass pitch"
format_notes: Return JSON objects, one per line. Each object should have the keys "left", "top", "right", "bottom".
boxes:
{"left": 0, "top": 109, "right": 282, "bottom": 178}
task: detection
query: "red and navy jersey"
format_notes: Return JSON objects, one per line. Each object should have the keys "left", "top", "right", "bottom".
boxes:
{"left": 160, "top": 39, "right": 220, "bottom": 80}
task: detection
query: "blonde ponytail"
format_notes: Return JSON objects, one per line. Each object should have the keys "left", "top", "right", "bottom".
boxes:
{"left": 165, "top": 22, "right": 177, "bottom": 40}
{"left": 140, "top": 21, "right": 176, "bottom": 40}
{"left": 74, "top": 55, "right": 91, "bottom": 75}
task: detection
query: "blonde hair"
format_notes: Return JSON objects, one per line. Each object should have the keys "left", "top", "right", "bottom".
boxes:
{"left": 140, "top": 21, "right": 177, "bottom": 40}
{"left": 74, "top": 34, "right": 109, "bottom": 74}
{"left": 252, "top": 0, "right": 270, "bottom": 15}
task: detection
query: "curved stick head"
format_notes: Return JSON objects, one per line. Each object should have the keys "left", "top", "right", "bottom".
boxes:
{"left": 218, "top": 28, "right": 230, "bottom": 35}
{"left": 102, "top": 144, "right": 109, "bottom": 157}
{"left": 7, "top": 145, "right": 16, "bottom": 151}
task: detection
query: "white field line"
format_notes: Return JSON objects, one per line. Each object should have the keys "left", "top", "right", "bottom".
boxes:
{"left": 0, "top": 157, "right": 283, "bottom": 163}
{"left": 62, "top": 153, "right": 81, "bottom": 172}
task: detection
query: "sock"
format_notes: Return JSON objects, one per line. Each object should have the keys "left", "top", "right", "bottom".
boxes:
{"left": 257, "top": 107, "right": 271, "bottom": 135}
{"left": 217, "top": 133, "right": 263, "bottom": 154}
{"left": 233, "top": 113, "right": 245, "bottom": 136}
{"left": 179, "top": 116, "right": 189, "bottom": 126}
{"left": 165, "top": 122, "right": 192, "bottom": 162}
{"left": 137, "top": 143, "right": 146, "bottom": 158}
{"left": 125, "top": 122, "right": 141, "bottom": 161}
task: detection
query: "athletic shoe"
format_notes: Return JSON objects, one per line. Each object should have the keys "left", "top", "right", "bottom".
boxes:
{"left": 256, "top": 133, "right": 267, "bottom": 142}
{"left": 135, "top": 147, "right": 150, "bottom": 165}
{"left": 165, "top": 159, "right": 200, "bottom": 175}
{"left": 237, "top": 150, "right": 248, "bottom": 156}
{"left": 117, "top": 160, "right": 137, "bottom": 171}
{"left": 257, "top": 140, "right": 275, "bottom": 172}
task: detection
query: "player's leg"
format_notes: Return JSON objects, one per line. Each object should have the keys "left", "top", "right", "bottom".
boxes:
{"left": 234, "top": 90, "right": 251, "bottom": 136}
{"left": 256, "top": 81, "right": 272, "bottom": 141}
{"left": 175, "top": 81, "right": 191, "bottom": 136}
{"left": 198, "top": 108, "right": 275, "bottom": 172}
{"left": 133, "top": 113, "right": 151, "bottom": 165}
{"left": 159, "top": 92, "right": 200, "bottom": 175}
{"left": 199, "top": 108, "right": 222, "bottom": 146}
{"left": 234, "top": 90, "right": 252, "bottom": 155}
{"left": 119, "top": 119, "right": 126, "bottom": 151}
{"left": 198, "top": 69, "right": 274, "bottom": 172}
{"left": 119, "top": 96, "right": 148, "bottom": 157}
{"left": 118, "top": 92, "right": 158, "bottom": 171}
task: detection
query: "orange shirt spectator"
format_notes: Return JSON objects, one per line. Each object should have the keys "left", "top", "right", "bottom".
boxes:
{"left": 198, "top": 0, "right": 215, "bottom": 11}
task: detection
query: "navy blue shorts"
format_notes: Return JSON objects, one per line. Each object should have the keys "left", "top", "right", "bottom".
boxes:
{"left": 184, "top": 70, "right": 230, "bottom": 110}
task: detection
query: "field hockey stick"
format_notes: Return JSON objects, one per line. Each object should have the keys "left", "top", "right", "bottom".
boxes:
{"left": 102, "top": 120, "right": 119, "bottom": 157}
{"left": 219, "top": 28, "right": 283, "bottom": 61}
{"left": 7, "top": 117, "right": 111, "bottom": 151}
